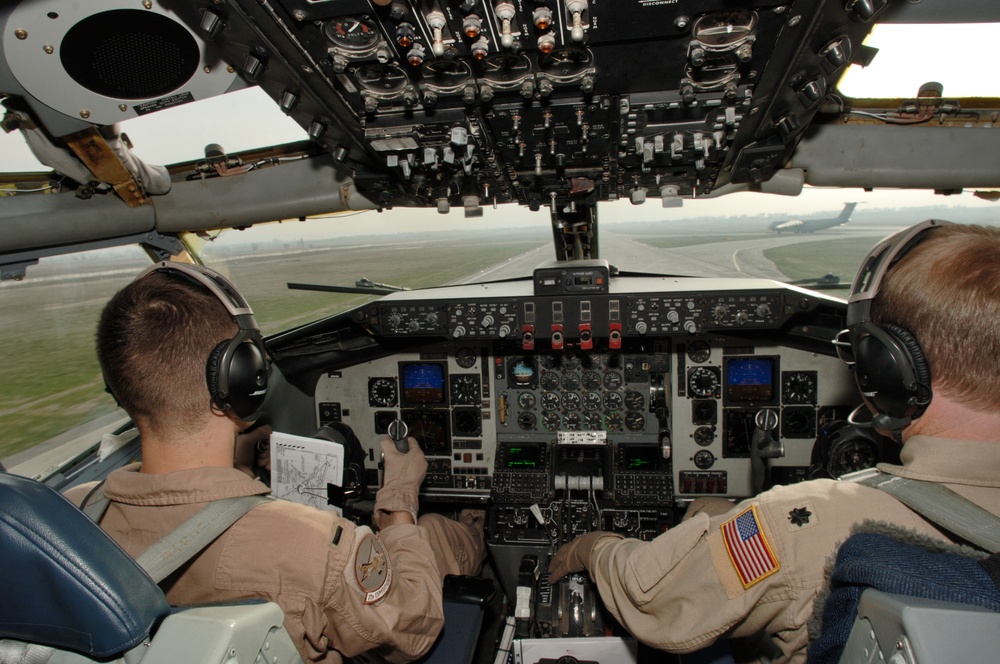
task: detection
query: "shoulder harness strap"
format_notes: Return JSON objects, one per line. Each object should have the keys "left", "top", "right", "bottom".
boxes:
{"left": 136, "top": 494, "right": 274, "bottom": 584}
{"left": 79, "top": 479, "right": 273, "bottom": 584}
{"left": 853, "top": 471, "right": 1000, "bottom": 554}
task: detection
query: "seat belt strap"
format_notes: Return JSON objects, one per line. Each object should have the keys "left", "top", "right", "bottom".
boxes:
{"left": 855, "top": 472, "right": 1000, "bottom": 554}
{"left": 136, "top": 494, "right": 273, "bottom": 584}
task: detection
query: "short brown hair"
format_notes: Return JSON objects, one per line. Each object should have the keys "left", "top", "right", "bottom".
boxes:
{"left": 872, "top": 223, "right": 1000, "bottom": 411}
{"left": 97, "top": 270, "right": 236, "bottom": 435}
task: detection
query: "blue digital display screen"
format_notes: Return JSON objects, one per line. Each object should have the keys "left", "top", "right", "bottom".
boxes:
{"left": 725, "top": 357, "right": 775, "bottom": 402}
{"left": 401, "top": 363, "right": 445, "bottom": 404}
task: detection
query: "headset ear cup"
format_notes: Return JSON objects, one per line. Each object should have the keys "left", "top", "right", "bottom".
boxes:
{"left": 206, "top": 340, "right": 230, "bottom": 411}
{"left": 882, "top": 323, "right": 932, "bottom": 417}
{"left": 853, "top": 322, "right": 931, "bottom": 420}
{"left": 225, "top": 341, "right": 268, "bottom": 420}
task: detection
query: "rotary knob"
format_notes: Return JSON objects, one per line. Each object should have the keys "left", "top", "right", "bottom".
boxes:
{"left": 481, "top": 314, "right": 495, "bottom": 328}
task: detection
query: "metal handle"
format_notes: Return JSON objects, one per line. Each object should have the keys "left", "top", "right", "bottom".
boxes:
{"left": 387, "top": 419, "right": 409, "bottom": 453}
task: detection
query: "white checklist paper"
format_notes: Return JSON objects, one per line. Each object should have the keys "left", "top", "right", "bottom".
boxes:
{"left": 271, "top": 430, "right": 345, "bottom": 514}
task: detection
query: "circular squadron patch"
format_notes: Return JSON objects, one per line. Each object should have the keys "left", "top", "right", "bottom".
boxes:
{"left": 351, "top": 527, "right": 392, "bottom": 604}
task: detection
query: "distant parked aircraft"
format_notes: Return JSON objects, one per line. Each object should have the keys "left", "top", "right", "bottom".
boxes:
{"left": 769, "top": 202, "right": 859, "bottom": 233}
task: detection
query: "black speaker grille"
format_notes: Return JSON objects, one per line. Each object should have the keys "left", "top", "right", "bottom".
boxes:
{"left": 60, "top": 9, "right": 200, "bottom": 100}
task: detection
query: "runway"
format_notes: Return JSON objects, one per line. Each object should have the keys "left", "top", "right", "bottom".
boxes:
{"left": 453, "top": 223, "right": 893, "bottom": 285}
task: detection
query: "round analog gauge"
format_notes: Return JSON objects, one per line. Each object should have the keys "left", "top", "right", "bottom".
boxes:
{"left": 368, "top": 377, "right": 397, "bottom": 407}
{"left": 561, "top": 371, "right": 581, "bottom": 390}
{"left": 455, "top": 347, "right": 477, "bottom": 368}
{"left": 604, "top": 412, "right": 623, "bottom": 432}
{"left": 453, "top": 407, "right": 482, "bottom": 436}
{"left": 517, "top": 392, "right": 536, "bottom": 409}
{"left": 781, "top": 407, "right": 815, "bottom": 438}
{"left": 624, "top": 390, "right": 645, "bottom": 411}
{"left": 585, "top": 411, "right": 603, "bottom": 430}
{"left": 324, "top": 16, "right": 381, "bottom": 54}
{"left": 603, "top": 371, "right": 623, "bottom": 390}
{"left": 477, "top": 53, "right": 532, "bottom": 87}
{"left": 687, "top": 340, "right": 712, "bottom": 364}
{"left": 450, "top": 374, "right": 480, "bottom": 405}
{"left": 583, "top": 392, "right": 602, "bottom": 410}
{"left": 542, "top": 411, "right": 561, "bottom": 431}
{"left": 539, "top": 355, "right": 559, "bottom": 370}
{"left": 582, "top": 370, "right": 602, "bottom": 390}
{"left": 355, "top": 63, "right": 409, "bottom": 95}
{"left": 693, "top": 449, "right": 716, "bottom": 469}
{"left": 562, "top": 392, "right": 581, "bottom": 411}
{"left": 688, "top": 366, "right": 720, "bottom": 398}
{"left": 564, "top": 413, "right": 581, "bottom": 430}
{"left": 541, "top": 392, "right": 561, "bottom": 410}
{"left": 693, "top": 425, "right": 716, "bottom": 446}
{"left": 537, "top": 46, "right": 594, "bottom": 82}
{"left": 517, "top": 411, "right": 537, "bottom": 431}
{"left": 561, "top": 354, "right": 581, "bottom": 370}
{"left": 782, "top": 371, "right": 818, "bottom": 404}
{"left": 604, "top": 391, "right": 624, "bottom": 411}
{"left": 420, "top": 59, "right": 473, "bottom": 92}
{"left": 625, "top": 412, "right": 645, "bottom": 432}
{"left": 540, "top": 371, "right": 560, "bottom": 390}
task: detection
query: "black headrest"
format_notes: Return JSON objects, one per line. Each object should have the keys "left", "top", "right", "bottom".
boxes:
{"left": 0, "top": 472, "right": 170, "bottom": 658}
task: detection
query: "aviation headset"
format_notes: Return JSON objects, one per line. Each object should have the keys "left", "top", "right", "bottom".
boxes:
{"left": 834, "top": 219, "right": 952, "bottom": 439}
{"left": 134, "top": 261, "right": 269, "bottom": 421}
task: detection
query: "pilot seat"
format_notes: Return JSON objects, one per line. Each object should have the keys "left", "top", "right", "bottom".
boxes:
{"left": 810, "top": 531, "right": 1000, "bottom": 664}
{"left": 0, "top": 471, "right": 302, "bottom": 664}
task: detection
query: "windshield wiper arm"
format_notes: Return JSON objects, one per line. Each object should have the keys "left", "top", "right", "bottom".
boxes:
{"left": 287, "top": 278, "right": 409, "bottom": 296}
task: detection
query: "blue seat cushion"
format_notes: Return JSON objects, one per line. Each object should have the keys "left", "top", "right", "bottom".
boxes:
{"left": 0, "top": 472, "right": 170, "bottom": 658}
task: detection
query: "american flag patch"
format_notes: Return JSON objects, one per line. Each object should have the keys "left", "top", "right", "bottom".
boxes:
{"left": 721, "top": 505, "right": 779, "bottom": 589}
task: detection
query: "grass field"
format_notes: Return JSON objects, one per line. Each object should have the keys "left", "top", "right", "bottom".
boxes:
{"left": 763, "top": 237, "right": 875, "bottom": 284}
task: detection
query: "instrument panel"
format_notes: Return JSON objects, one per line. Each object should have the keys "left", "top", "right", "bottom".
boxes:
{"left": 308, "top": 277, "right": 859, "bottom": 507}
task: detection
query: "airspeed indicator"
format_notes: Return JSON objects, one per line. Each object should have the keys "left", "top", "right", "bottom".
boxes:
{"left": 368, "top": 377, "right": 398, "bottom": 407}
{"left": 688, "top": 366, "right": 721, "bottom": 398}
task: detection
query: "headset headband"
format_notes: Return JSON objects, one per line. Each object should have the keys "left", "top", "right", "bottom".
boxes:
{"left": 846, "top": 219, "right": 953, "bottom": 326}
{"left": 135, "top": 261, "right": 254, "bottom": 317}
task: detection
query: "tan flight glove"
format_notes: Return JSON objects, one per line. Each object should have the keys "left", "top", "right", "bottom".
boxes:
{"left": 373, "top": 436, "right": 427, "bottom": 529}
{"left": 547, "top": 531, "right": 624, "bottom": 584}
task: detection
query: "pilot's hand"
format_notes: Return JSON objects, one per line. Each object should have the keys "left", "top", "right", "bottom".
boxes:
{"left": 547, "top": 531, "right": 624, "bottom": 584}
{"left": 373, "top": 436, "right": 427, "bottom": 529}
{"left": 234, "top": 420, "right": 273, "bottom": 478}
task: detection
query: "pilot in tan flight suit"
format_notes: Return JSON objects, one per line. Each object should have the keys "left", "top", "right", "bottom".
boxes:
{"left": 65, "top": 263, "right": 485, "bottom": 664}
{"left": 549, "top": 221, "right": 1000, "bottom": 663}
